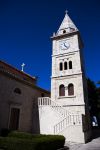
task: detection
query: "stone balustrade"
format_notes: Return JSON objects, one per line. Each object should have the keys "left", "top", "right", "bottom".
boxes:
{"left": 38, "top": 97, "right": 82, "bottom": 135}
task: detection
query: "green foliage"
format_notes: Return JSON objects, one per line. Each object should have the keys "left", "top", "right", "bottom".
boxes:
{"left": 35, "top": 135, "right": 65, "bottom": 150}
{"left": 1, "top": 128, "right": 10, "bottom": 137}
{"left": 87, "top": 78, "right": 98, "bottom": 114}
{"left": 0, "top": 137, "right": 36, "bottom": 150}
{"left": 0, "top": 131, "right": 65, "bottom": 150}
{"left": 87, "top": 78, "right": 100, "bottom": 127}
{"left": 97, "top": 81, "right": 100, "bottom": 84}
{"left": 8, "top": 131, "right": 48, "bottom": 139}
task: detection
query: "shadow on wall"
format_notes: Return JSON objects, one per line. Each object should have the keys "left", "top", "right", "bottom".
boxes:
{"left": 32, "top": 98, "right": 40, "bottom": 134}
{"left": 82, "top": 114, "right": 91, "bottom": 143}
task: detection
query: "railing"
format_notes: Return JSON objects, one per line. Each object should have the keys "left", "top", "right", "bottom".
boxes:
{"left": 54, "top": 113, "right": 82, "bottom": 134}
{"left": 38, "top": 97, "right": 69, "bottom": 118}
{"left": 38, "top": 97, "right": 82, "bottom": 135}
{"left": 38, "top": 97, "right": 51, "bottom": 106}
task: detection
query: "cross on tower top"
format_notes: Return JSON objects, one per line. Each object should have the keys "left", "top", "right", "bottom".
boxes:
{"left": 65, "top": 10, "right": 68, "bottom": 14}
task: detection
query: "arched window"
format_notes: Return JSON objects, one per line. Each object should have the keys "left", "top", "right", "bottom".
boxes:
{"left": 59, "top": 84, "right": 65, "bottom": 96}
{"left": 64, "top": 62, "right": 67, "bottom": 70}
{"left": 68, "top": 84, "right": 74, "bottom": 96}
{"left": 69, "top": 61, "right": 72, "bottom": 69}
{"left": 14, "top": 88, "right": 21, "bottom": 94}
{"left": 59, "top": 62, "right": 63, "bottom": 71}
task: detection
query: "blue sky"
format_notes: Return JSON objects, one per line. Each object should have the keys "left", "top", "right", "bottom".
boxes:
{"left": 0, "top": 0, "right": 100, "bottom": 90}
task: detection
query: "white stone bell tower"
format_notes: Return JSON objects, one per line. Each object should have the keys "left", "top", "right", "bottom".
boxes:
{"left": 51, "top": 11, "right": 91, "bottom": 142}
{"left": 38, "top": 11, "right": 91, "bottom": 143}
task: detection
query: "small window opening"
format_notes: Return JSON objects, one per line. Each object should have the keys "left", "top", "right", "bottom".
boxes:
{"left": 14, "top": 88, "right": 21, "bottom": 94}
{"left": 64, "top": 62, "right": 67, "bottom": 70}
{"left": 69, "top": 61, "right": 72, "bottom": 69}
{"left": 59, "top": 62, "right": 63, "bottom": 71}
{"left": 63, "top": 30, "right": 66, "bottom": 34}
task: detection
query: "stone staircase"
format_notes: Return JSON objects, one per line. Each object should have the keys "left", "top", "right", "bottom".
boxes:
{"left": 38, "top": 97, "right": 68, "bottom": 118}
{"left": 38, "top": 97, "right": 82, "bottom": 136}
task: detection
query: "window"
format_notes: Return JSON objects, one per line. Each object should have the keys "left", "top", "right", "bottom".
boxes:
{"left": 64, "top": 62, "right": 67, "bottom": 70}
{"left": 14, "top": 88, "right": 21, "bottom": 94}
{"left": 59, "top": 62, "right": 63, "bottom": 71}
{"left": 69, "top": 61, "right": 72, "bottom": 69}
{"left": 68, "top": 84, "right": 74, "bottom": 96}
{"left": 63, "top": 30, "right": 66, "bottom": 34}
{"left": 59, "top": 84, "right": 65, "bottom": 96}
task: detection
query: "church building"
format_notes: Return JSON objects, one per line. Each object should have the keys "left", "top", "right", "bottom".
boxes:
{"left": 0, "top": 60, "right": 50, "bottom": 134}
{"left": 38, "top": 12, "right": 91, "bottom": 143}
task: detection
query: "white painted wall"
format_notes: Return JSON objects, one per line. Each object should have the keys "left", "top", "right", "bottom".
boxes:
{"left": 39, "top": 106, "right": 64, "bottom": 134}
{"left": 60, "top": 125, "right": 85, "bottom": 143}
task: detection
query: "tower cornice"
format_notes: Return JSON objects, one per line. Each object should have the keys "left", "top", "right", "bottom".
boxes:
{"left": 51, "top": 72, "right": 83, "bottom": 79}
{"left": 51, "top": 30, "right": 79, "bottom": 40}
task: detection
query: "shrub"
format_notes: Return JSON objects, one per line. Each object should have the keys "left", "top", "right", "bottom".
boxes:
{"left": 8, "top": 131, "right": 46, "bottom": 139}
{"left": 0, "top": 128, "right": 10, "bottom": 137}
{"left": 0, "top": 131, "right": 65, "bottom": 150}
{"left": 0, "top": 137, "right": 36, "bottom": 150}
{"left": 35, "top": 135, "right": 65, "bottom": 150}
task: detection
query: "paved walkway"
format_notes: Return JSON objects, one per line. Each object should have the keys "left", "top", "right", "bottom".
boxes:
{"left": 65, "top": 129, "right": 100, "bottom": 150}
{"left": 78, "top": 138, "right": 100, "bottom": 150}
{"left": 65, "top": 141, "right": 83, "bottom": 150}
{"left": 65, "top": 138, "right": 100, "bottom": 150}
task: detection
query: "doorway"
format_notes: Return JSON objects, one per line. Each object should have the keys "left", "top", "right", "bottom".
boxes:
{"left": 9, "top": 108, "right": 20, "bottom": 130}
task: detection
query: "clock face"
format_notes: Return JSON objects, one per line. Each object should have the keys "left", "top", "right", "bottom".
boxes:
{"left": 60, "top": 40, "right": 70, "bottom": 50}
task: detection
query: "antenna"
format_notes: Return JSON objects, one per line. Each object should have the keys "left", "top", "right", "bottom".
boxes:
{"left": 21, "top": 63, "right": 25, "bottom": 72}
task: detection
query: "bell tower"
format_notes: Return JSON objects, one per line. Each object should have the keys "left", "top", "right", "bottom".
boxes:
{"left": 38, "top": 11, "right": 91, "bottom": 144}
{"left": 51, "top": 11, "right": 86, "bottom": 110}
{"left": 51, "top": 11, "right": 91, "bottom": 142}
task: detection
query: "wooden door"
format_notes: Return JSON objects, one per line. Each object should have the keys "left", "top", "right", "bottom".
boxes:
{"left": 9, "top": 108, "right": 20, "bottom": 130}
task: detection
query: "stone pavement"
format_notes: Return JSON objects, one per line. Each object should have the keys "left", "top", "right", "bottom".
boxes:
{"left": 65, "top": 137, "right": 100, "bottom": 150}
{"left": 65, "top": 141, "right": 84, "bottom": 150}
{"left": 78, "top": 138, "right": 100, "bottom": 150}
{"left": 65, "top": 129, "right": 100, "bottom": 150}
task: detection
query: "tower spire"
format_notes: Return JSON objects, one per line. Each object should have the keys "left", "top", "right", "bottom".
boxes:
{"left": 57, "top": 11, "right": 78, "bottom": 35}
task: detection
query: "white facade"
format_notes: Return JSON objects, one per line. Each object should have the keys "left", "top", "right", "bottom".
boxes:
{"left": 38, "top": 12, "right": 91, "bottom": 143}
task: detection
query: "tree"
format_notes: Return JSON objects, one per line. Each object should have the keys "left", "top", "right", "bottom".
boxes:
{"left": 97, "top": 81, "right": 100, "bottom": 84}
{"left": 87, "top": 78, "right": 100, "bottom": 127}
{"left": 96, "top": 87, "right": 100, "bottom": 126}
